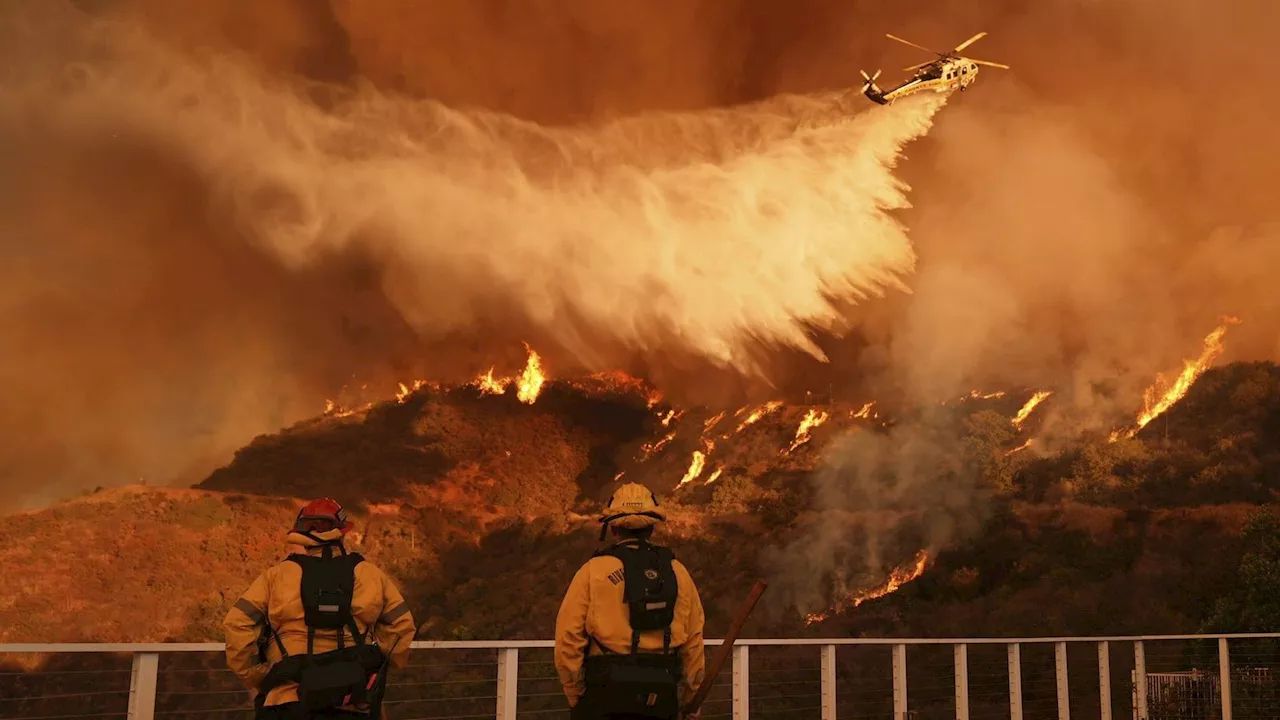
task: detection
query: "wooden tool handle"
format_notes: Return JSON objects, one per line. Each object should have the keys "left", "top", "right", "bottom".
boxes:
{"left": 682, "top": 579, "right": 768, "bottom": 716}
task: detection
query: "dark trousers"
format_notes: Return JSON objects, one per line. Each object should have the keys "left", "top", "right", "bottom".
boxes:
{"left": 255, "top": 704, "right": 369, "bottom": 720}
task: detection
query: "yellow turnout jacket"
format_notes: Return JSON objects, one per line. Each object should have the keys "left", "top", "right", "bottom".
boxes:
{"left": 223, "top": 535, "right": 416, "bottom": 709}
{"left": 554, "top": 538, "right": 706, "bottom": 708}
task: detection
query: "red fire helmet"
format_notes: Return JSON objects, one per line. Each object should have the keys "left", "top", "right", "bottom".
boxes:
{"left": 292, "top": 497, "right": 353, "bottom": 536}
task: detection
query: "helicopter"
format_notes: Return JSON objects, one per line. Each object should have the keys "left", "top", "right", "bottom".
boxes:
{"left": 860, "top": 31, "right": 1009, "bottom": 105}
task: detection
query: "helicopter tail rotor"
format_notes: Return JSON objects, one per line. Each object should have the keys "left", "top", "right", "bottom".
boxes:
{"left": 859, "top": 68, "right": 883, "bottom": 93}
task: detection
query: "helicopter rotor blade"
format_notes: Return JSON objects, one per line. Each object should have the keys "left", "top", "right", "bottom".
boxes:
{"left": 885, "top": 33, "right": 941, "bottom": 56}
{"left": 952, "top": 32, "right": 987, "bottom": 53}
{"left": 969, "top": 58, "right": 1010, "bottom": 69}
{"left": 901, "top": 61, "right": 934, "bottom": 72}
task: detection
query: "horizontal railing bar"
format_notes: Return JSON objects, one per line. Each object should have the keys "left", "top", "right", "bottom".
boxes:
{"left": 3, "top": 632, "right": 1280, "bottom": 654}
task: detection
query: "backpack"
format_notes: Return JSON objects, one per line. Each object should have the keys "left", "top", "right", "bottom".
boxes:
{"left": 259, "top": 547, "right": 391, "bottom": 714}
{"left": 582, "top": 540, "right": 683, "bottom": 718}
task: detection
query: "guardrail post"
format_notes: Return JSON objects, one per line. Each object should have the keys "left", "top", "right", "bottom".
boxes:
{"left": 1133, "top": 641, "right": 1147, "bottom": 720}
{"left": 128, "top": 651, "right": 159, "bottom": 720}
{"left": 1055, "top": 641, "right": 1070, "bottom": 720}
{"left": 733, "top": 644, "right": 749, "bottom": 720}
{"left": 496, "top": 647, "right": 518, "bottom": 720}
{"left": 820, "top": 644, "right": 837, "bottom": 720}
{"left": 1218, "top": 637, "right": 1233, "bottom": 720}
{"left": 1008, "top": 643, "right": 1023, "bottom": 720}
{"left": 954, "top": 643, "right": 970, "bottom": 720}
{"left": 1099, "top": 641, "right": 1112, "bottom": 720}
{"left": 892, "top": 643, "right": 907, "bottom": 720}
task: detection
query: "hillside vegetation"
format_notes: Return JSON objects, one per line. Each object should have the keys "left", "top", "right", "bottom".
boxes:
{"left": 3, "top": 362, "right": 1280, "bottom": 647}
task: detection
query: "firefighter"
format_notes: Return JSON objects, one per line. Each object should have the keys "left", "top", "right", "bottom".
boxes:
{"left": 555, "top": 482, "right": 706, "bottom": 720}
{"left": 223, "top": 498, "right": 416, "bottom": 719}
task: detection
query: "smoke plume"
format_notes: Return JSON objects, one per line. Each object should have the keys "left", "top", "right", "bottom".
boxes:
{"left": 761, "top": 409, "right": 987, "bottom": 617}
{"left": 3, "top": 0, "right": 1280, "bottom": 529}
{"left": 0, "top": 2, "right": 944, "bottom": 508}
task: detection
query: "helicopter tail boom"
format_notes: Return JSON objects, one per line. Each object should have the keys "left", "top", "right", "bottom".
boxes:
{"left": 859, "top": 68, "right": 886, "bottom": 103}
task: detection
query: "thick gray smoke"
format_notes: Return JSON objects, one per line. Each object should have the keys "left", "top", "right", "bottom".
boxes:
{"left": 761, "top": 410, "right": 989, "bottom": 618}
{"left": 0, "top": 4, "right": 945, "bottom": 508}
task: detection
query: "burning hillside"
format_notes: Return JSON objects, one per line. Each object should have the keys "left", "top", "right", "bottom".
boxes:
{"left": 195, "top": 311, "right": 1252, "bottom": 624}
{"left": 1, "top": 347, "right": 1278, "bottom": 646}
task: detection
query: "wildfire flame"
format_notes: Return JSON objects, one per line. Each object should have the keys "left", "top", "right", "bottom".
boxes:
{"left": 638, "top": 431, "right": 676, "bottom": 460}
{"left": 475, "top": 368, "right": 507, "bottom": 396}
{"left": 705, "top": 468, "right": 723, "bottom": 485}
{"left": 515, "top": 347, "right": 545, "bottom": 404}
{"left": 1110, "top": 316, "right": 1241, "bottom": 441}
{"left": 1004, "top": 439, "right": 1033, "bottom": 457}
{"left": 677, "top": 451, "right": 706, "bottom": 488}
{"left": 1012, "top": 390, "right": 1052, "bottom": 429}
{"left": 468, "top": 345, "right": 546, "bottom": 404}
{"left": 784, "top": 409, "right": 829, "bottom": 454}
{"left": 396, "top": 380, "right": 428, "bottom": 403}
{"left": 660, "top": 409, "right": 688, "bottom": 428}
{"left": 851, "top": 401, "right": 876, "bottom": 419}
{"left": 735, "top": 401, "right": 784, "bottom": 432}
{"left": 804, "top": 550, "right": 930, "bottom": 626}
{"left": 703, "top": 411, "right": 726, "bottom": 432}
{"left": 968, "top": 390, "right": 1006, "bottom": 400}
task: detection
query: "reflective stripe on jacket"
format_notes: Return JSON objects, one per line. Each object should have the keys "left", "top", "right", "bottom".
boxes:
{"left": 223, "top": 537, "right": 415, "bottom": 709}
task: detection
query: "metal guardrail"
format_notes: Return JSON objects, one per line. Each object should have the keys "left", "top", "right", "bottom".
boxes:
{"left": 2, "top": 634, "right": 1279, "bottom": 719}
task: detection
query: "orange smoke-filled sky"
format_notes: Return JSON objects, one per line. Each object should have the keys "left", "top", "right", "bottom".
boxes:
{"left": 1, "top": 0, "right": 1277, "bottom": 507}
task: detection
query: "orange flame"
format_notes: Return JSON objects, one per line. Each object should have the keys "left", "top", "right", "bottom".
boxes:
{"left": 784, "top": 409, "right": 829, "bottom": 454}
{"left": 395, "top": 380, "right": 428, "bottom": 404}
{"left": 851, "top": 401, "right": 876, "bottom": 419}
{"left": 1004, "top": 439, "right": 1033, "bottom": 457}
{"left": 804, "top": 550, "right": 930, "bottom": 626}
{"left": 704, "top": 468, "right": 724, "bottom": 485}
{"left": 469, "top": 345, "right": 546, "bottom": 403}
{"left": 703, "top": 411, "right": 726, "bottom": 432}
{"left": 1110, "top": 316, "right": 1241, "bottom": 441}
{"left": 677, "top": 451, "right": 706, "bottom": 488}
{"left": 735, "top": 401, "right": 784, "bottom": 432}
{"left": 968, "top": 390, "right": 1006, "bottom": 400}
{"left": 1012, "top": 390, "right": 1052, "bottom": 429}
{"left": 638, "top": 431, "right": 676, "bottom": 460}
{"left": 474, "top": 368, "right": 508, "bottom": 396}
{"left": 515, "top": 347, "right": 546, "bottom": 404}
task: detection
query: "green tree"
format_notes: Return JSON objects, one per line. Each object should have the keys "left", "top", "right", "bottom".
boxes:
{"left": 1203, "top": 508, "right": 1280, "bottom": 632}
{"left": 962, "top": 410, "right": 1017, "bottom": 493}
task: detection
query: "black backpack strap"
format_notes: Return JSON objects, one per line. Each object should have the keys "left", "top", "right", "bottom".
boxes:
{"left": 265, "top": 619, "right": 288, "bottom": 658}
{"left": 289, "top": 550, "right": 366, "bottom": 655}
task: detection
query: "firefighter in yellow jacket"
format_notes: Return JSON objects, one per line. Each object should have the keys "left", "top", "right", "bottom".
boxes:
{"left": 555, "top": 482, "right": 706, "bottom": 720}
{"left": 224, "top": 498, "right": 416, "bottom": 719}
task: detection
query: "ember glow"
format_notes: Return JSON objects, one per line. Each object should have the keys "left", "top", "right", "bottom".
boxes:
{"left": 804, "top": 550, "right": 930, "bottom": 626}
